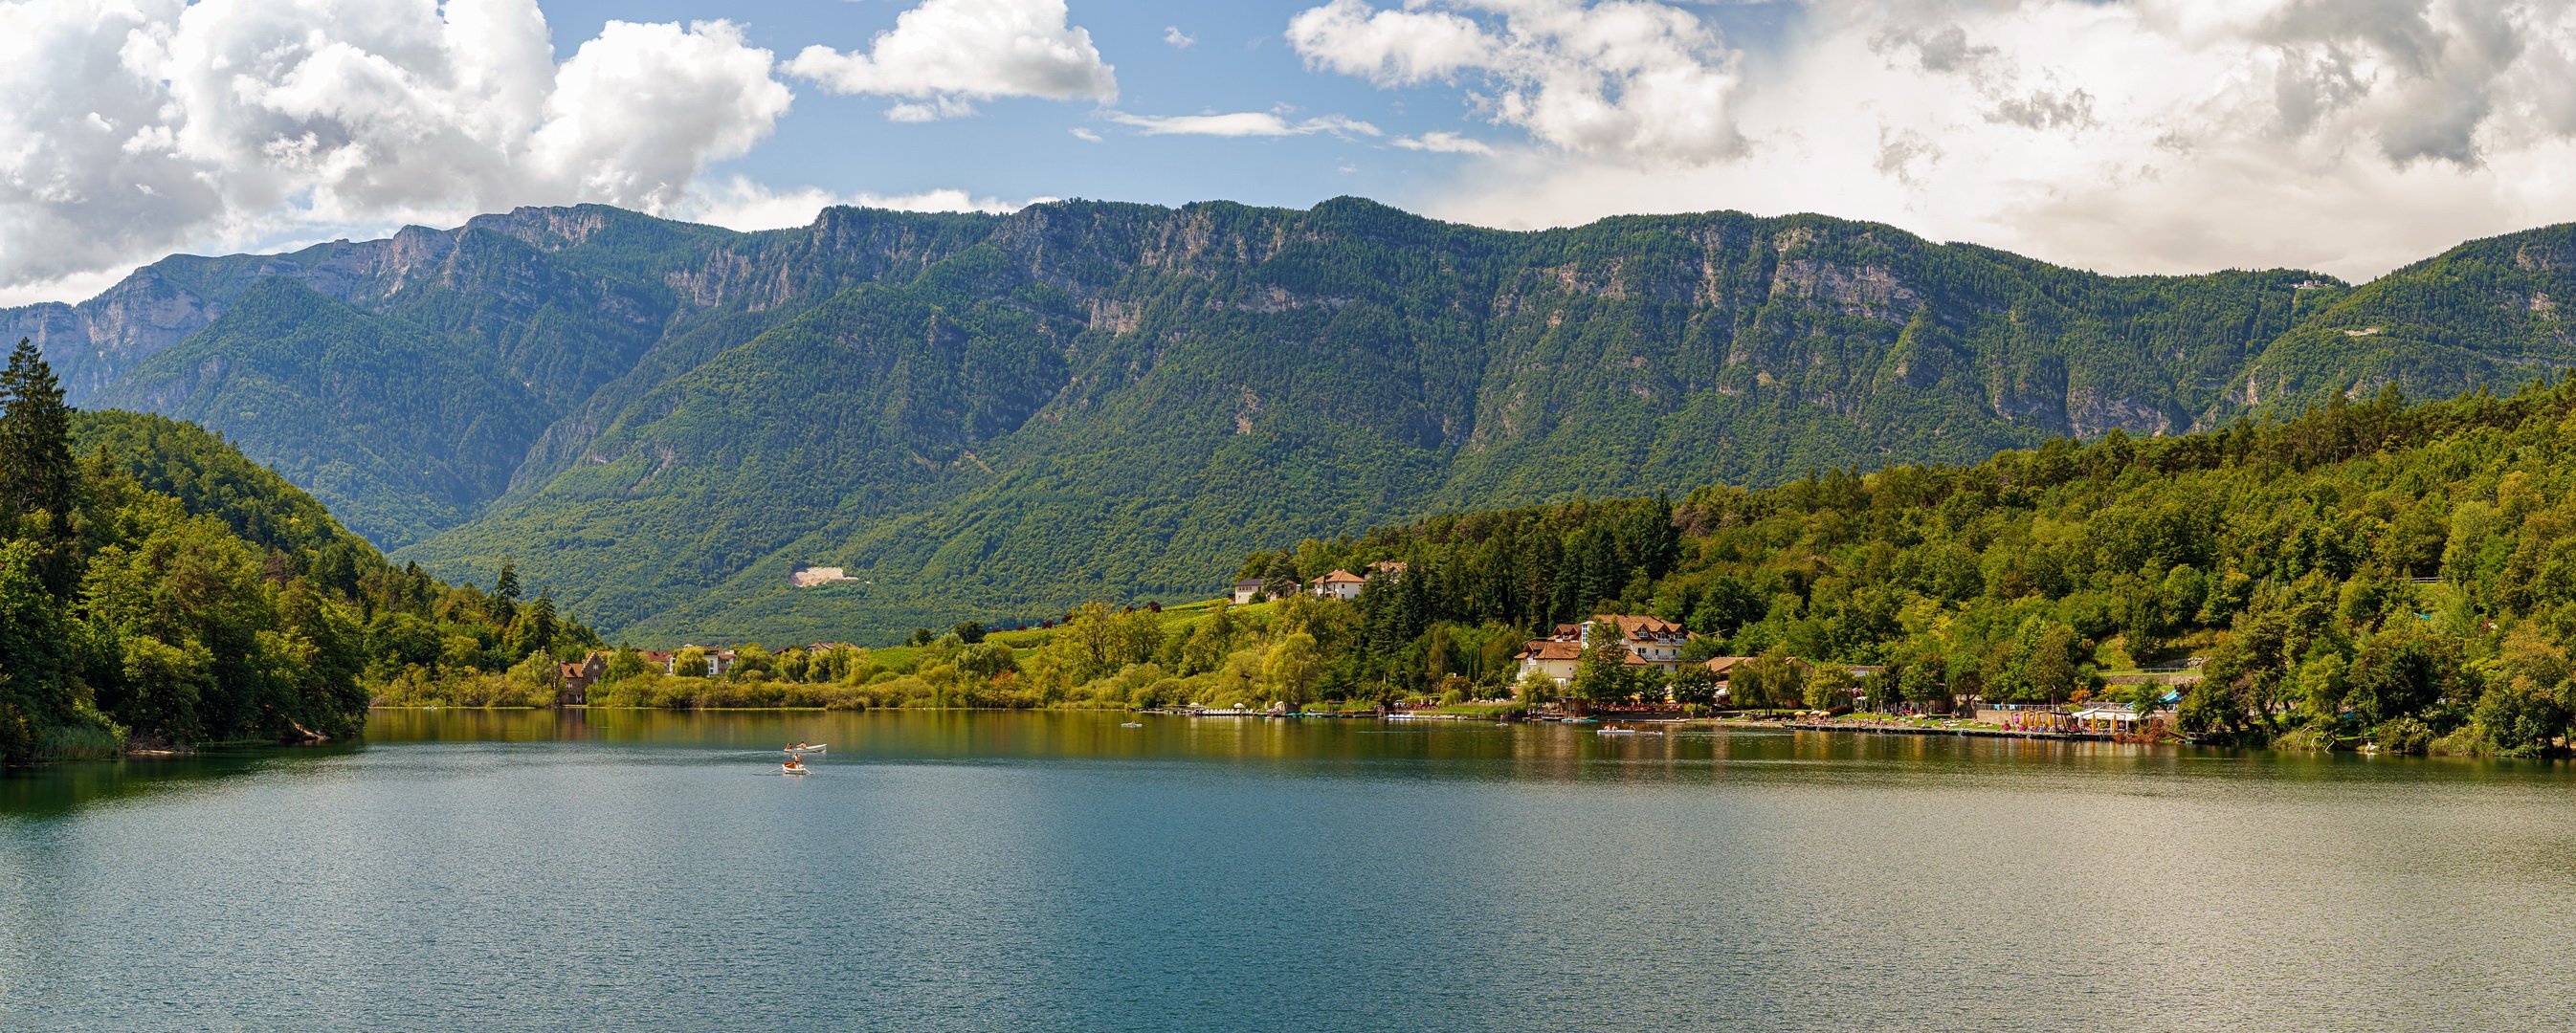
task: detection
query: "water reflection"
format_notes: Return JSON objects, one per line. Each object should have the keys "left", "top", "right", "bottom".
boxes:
{"left": 0, "top": 743, "right": 357, "bottom": 819}
{"left": 10, "top": 710, "right": 2576, "bottom": 1031}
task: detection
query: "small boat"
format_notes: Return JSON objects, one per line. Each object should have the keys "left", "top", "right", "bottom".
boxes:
{"left": 1597, "top": 728, "right": 1639, "bottom": 736}
{"left": 779, "top": 762, "right": 810, "bottom": 776}
{"left": 1121, "top": 721, "right": 1143, "bottom": 728}
{"left": 785, "top": 743, "right": 827, "bottom": 755}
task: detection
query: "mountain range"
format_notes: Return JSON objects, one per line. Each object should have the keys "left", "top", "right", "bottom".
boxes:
{"left": 11, "top": 197, "right": 2574, "bottom": 643}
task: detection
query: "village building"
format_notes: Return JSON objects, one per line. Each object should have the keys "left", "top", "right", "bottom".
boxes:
{"left": 633, "top": 647, "right": 736, "bottom": 677}
{"left": 1231, "top": 579, "right": 1265, "bottom": 604}
{"left": 1549, "top": 615, "right": 1694, "bottom": 665}
{"left": 1511, "top": 640, "right": 1586, "bottom": 686}
{"left": 1366, "top": 560, "right": 1408, "bottom": 578}
{"left": 1308, "top": 570, "right": 1366, "bottom": 600}
{"left": 788, "top": 564, "right": 855, "bottom": 587}
{"left": 557, "top": 651, "right": 607, "bottom": 706}
{"left": 1514, "top": 614, "right": 1694, "bottom": 686}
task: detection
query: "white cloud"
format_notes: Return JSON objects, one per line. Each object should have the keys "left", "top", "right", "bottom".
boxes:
{"left": 0, "top": 0, "right": 792, "bottom": 296}
{"left": 529, "top": 20, "right": 794, "bottom": 214}
{"left": 1165, "top": 26, "right": 1196, "bottom": 49}
{"left": 681, "top": 177, "right": 1036, "bottom": 231}
{"left": 787, "top": 0, "right": 1116, "bottom": 120}
{"left": 1393, "top": 131, "right": 1495, "bottom": 154}
{"left": 1286, "top": 0, "right": 1498, "bottom": 84}
{"left": 1287, "top": 0, "right": 1743, "bottom": 163}
{"left": 1069, "top": 126, "right": 1105, "bottom": 143}
{"left": 1108, "top": 111, "right": 1381, "bottom": 138}
{"left": 1297, "top": 0, "right": 2576, "bottom": 279}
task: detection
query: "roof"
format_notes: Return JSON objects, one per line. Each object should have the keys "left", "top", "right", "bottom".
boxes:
{"left": 1510, "top": 640, "right": 1651, "bottom": 665}
{"left": 637, "top": 650, "right": 677, "bottom": 662}
{"left": 558, "top": 663, "right": 586, "bottom": 677}
{"left": 1514, "top": 641, "right": 1585, "bottom": 661}
{"left": 1603, "top": 614, "right": 1687, "bottom": 637}
{"left": 1367, "top": 560, "right": 1408, "bottom": 573}
{"left": 1553, "top": 614, "right": 1692, "bottom": 640}
{"left": 1702, "top": 656, "right": 1757, "bottom": 675}
{"left": 1232, "top": 579, "right": 1265, "bottom": 588}
{"left": 1313, "top": 569, "right": 1366, "bottom": 584}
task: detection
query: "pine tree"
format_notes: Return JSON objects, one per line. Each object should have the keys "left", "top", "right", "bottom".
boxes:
{"left": 0, "top": 339, "right": 75, "bottom": 527}
{"left": 0, "top": 339, "right": 77, "bottom": 595}
{"left": 492, "top": 558, "right": 521, "bottom": 625}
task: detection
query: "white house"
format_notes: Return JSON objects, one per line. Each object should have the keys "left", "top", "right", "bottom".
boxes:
{"left": 1513, "top": 640, "right": 1587, "bottom": 686}
{"left": 1308, "top": 569, "right": 1366, "bottom": 600}
{"left": 1231, "top": 579, "right": 1265, "bottom": 604}
{"left": 1516, "top": 614, "right": 1697, "bottom": 686}
{"left": 789, "top": 564, "right": 853, "bottom": 587}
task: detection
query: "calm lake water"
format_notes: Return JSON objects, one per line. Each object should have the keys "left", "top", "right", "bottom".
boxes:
{"left": 6, "top": 710, "right": 2575, "bottom": 1031}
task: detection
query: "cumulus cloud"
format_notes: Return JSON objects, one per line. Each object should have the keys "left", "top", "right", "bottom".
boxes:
{"left": 1107, "top": 111, "right": 1381, "bottom": 138}
{"left": 681, "top": 177, "right": 1036, "bottom": 231}
{"left": 1288, "top": 0, "right": 1743, "bottom": 163}
{"left": 1393, "top": 131, "right": 1495, "bottom": 154}
{"left": 1295, "top": 0, "right": 2576, "bottom": 279}
{"left": 786, "top": 0, "right": 1116, "bottom": 120}
{"left": 0, "top": 0, "right": 791, "bottom": 297}
{"left": 1165, "top": 26, "right": 1196, "bottom": 49}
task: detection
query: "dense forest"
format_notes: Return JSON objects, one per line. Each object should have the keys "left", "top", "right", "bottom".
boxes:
{"left": 15, "top": 200, "right": 2576, "bottom": 643}
{"left": 0, "top": 342, "right": 597, "bottom": 762}
{"left": 649, "top": 377, "right": 2576, "bottom": 757}
{"left": 1200, "top": 379, "right": 2576, "bottom": 755}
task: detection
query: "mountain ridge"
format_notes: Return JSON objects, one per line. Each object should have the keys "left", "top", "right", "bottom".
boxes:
{"left": 11, "top": 197, "right": 2571, "bottom": 642}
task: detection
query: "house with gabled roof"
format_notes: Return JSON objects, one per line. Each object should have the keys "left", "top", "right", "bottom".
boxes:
{"left": 1308, "top": 569, "right": 1366, "bottom": 600}
{"left": 1515, "top": 614, "right": 1698, "bottom": 686}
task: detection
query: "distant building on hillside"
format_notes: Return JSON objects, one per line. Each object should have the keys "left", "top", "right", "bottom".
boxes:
{"left": 1308, "top": 570, "right": 1366, "bottom": 600}
{"left": 1366, "top": 560, "right": 1409, "bottom": 578}
{"left": 558, "top": 651, "right": 607, "bottom": 706}
{"left": 789, "top": 564, "right": 854, "bottom": 587}
{"left": 633, "top": 648, "right": 737, "bottom": 677}
{"left": 1231, "top": 579, "right": 1265, "bottom": 604}
{"left": 1514, "top": 614, "right": 1697, "bottom": 686}
{"left": 1512, "top": 640, "right": 1589, "bottom": 686}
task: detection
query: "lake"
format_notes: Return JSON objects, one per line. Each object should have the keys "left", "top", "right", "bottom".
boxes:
{"left": 5, "top": 710, "right": 2575, "bottom": 1031}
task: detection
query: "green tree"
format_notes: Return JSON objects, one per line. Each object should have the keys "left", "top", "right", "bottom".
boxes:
{"left": 0, "top": 339, "right": 75, "bottom": 532}
{"left": 1262, "top": 633, "right": 1322, "bottom": 707}
{"left": 491, "top": 559, "right": 521, "bottom": 626}
{"left": 1805, "top": 664, "right": 1858, "bottom": 711}
{"left": 606, "top": 648, "right": 650, "bottom": 683}
{"left": 1569, "top": 619, "right": 1635, "bottom": 706}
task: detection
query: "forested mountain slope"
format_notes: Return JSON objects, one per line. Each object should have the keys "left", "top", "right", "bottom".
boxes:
{"left": 1223, "top": 381, "right": 2576, "bottom": 755}
{"left": 12, "top": 198, "right": 2576, "bottom": 642}
{"left": 1, "top": 342, "right": 594, "bottom": 762}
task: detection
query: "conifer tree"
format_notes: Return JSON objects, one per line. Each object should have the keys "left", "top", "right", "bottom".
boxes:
{"left": 0, "top": 339, "right": 77, "bottom": 594}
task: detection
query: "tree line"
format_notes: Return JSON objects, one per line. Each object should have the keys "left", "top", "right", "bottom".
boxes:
{"left": 1, "top": 341, "right": 596, "bottom": 760}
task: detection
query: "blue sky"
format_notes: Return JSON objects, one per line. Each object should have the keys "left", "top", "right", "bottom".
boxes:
{"left": 555, "top": 0, "right": 1452, "bottom": 210}
{"left": 8, "top": 0, "right": 2576, "bottom": 304}
{"left": 536, "top": 1, "right": 1802, "bottom": 214}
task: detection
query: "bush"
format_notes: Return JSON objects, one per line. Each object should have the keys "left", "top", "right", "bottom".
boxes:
{"left": 2373, "top": 716, "right": 2434, "bottom": 755}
